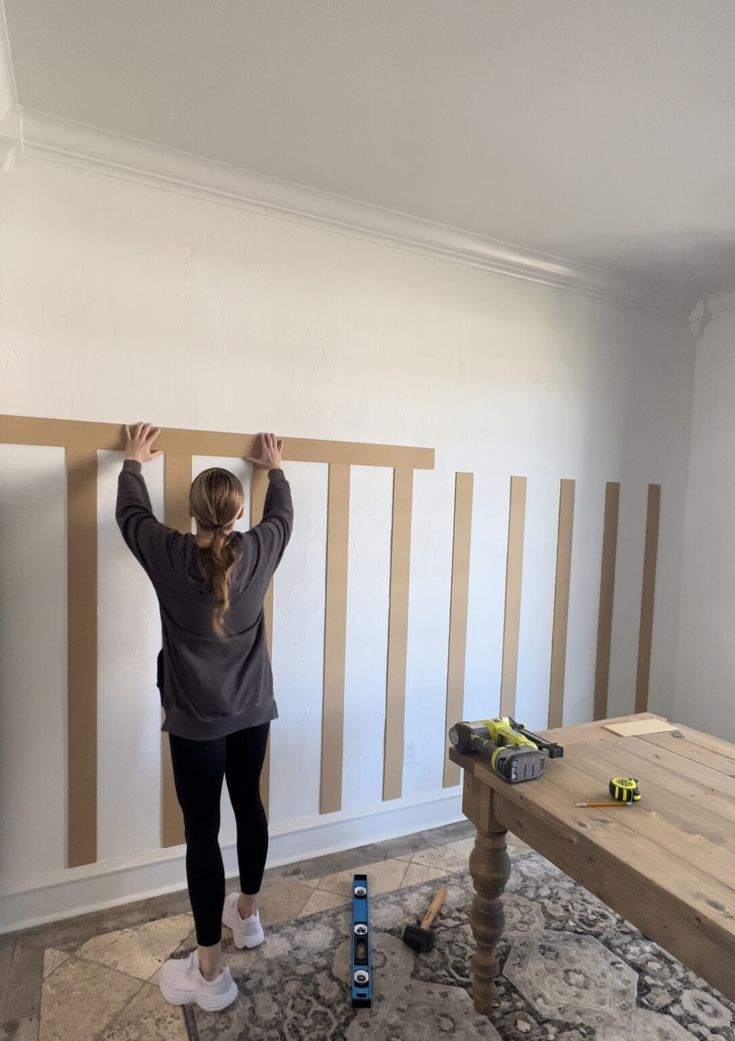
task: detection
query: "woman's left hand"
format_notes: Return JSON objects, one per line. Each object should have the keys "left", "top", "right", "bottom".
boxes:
{"left": 124, "top": 423, "right": 163, "bottom": 463}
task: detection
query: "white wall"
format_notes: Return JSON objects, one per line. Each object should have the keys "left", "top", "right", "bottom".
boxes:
{"left": 676, "top": 292, "right": 735, "bottom": 740}
{"left": 0, "top": 155, "right": 695, "bottom": 930}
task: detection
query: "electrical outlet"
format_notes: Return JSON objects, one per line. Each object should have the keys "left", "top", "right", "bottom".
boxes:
{"left": 406, "top": 742, "right": 417, "bottom": 765}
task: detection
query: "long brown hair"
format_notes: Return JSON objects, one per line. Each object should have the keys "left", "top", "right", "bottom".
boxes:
{"left": 189, "top": 468, "right": 245, "bottom": 637}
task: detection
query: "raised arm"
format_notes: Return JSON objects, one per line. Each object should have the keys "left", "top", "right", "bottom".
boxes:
{"left": 115, "top": 423, "right": 178, "bottom": 572}
{"left": 246, "top": 433, "right": 294, "bottom": 574}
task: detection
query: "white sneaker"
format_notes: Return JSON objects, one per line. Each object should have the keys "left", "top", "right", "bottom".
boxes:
{"left": 222, "top": 892, "right": 265, "bottom": 949}
{"left": 159, "top": 951, "right": 238, "bottom": 1011}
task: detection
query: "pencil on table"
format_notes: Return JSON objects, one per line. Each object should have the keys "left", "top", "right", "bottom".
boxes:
{"left": 575, "top": 801, "right": 632, "bottom": 808}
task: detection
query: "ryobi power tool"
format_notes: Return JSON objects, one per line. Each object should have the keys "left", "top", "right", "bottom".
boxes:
{"left": 448, "top": 717, "right": 564, "bottom": 784}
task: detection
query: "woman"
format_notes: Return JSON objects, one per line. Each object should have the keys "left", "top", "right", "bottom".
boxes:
{"left": 116, "top": 423, "right": 293, "bottom": 1011}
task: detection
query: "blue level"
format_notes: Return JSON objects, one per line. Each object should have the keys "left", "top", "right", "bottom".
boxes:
{"left": 351, "top": 873, "right": 372, "bottom": 1008}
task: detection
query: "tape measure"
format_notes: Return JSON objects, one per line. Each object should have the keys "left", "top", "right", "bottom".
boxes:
{"left": 609, "top": 777, "right": 641, "bottom": 803}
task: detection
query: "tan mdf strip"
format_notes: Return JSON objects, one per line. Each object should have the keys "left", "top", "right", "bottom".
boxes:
{"left": 0, "top": 415, "right": 434, "bottom": 470}
{"left": 161, "top": 455, "right": 192, "bottom": 848}
{"left": 443, "top": 473, "right": 474, "bottom": 788}
{"left": 593, "top": 482, "right": 621, "bottom": 720}
{"left": 548, "top": 480, "right": 576, "bottom": 729}
{"left": 499, "top": 476, "right": 527, "bottom": 720}
{"left": 321, "top": 464, "right": 351, "bottom": 814}
{"left": 383, "top": 469, "right": 414, "bottom": 801}
{"left": 635, "top": 484, "right": 661, "bottom": 714}
{"left": 66, "top": 449, "right": 98, "bottom": 868}
{"left": 250, "top": 468, "right": 273, "bottom": 814}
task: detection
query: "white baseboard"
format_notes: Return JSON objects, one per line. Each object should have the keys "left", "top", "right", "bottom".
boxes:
{"left": 0, "top": 789, "right": 463, "bottom": 935}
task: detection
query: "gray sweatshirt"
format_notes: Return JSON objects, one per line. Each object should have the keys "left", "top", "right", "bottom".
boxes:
{"left": 116, "top": 459, "right": 293, "bottom": 740}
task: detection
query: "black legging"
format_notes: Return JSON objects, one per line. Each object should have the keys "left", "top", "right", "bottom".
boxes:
{"left": 169, "top": 722, "right": 270, "bottom": 947}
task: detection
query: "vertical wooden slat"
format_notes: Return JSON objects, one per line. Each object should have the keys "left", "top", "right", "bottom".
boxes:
{"left": 250, "top": 467, "right": 273, "bottom": 814}
{"left": 593, "top": 482, "right": 621, "bottom": 720}
{"left": 443, "top": 473, "right": 474, "bottom": 788}
{"left": 635, "top": 484, "right": 661, "bottom": 713}
{"left": 164, "top": 455, "right": 192, "bottom": 535}
{"left": 66, "top": 448, "right": 98, "bottom": 868}
{"left": 499, "top": 476, "right": 527, "bottom": 719}
{"left": 383, "top": 469, "right": 414, "bottom": 801}
{"left": 321, "top": 464, "right": 351, "bottom": 813}
{"left": 161, "top": 454, "right": 191, "bottom": 848}
{"left": 548, "top": 479, "right": 576, "bottom": 728}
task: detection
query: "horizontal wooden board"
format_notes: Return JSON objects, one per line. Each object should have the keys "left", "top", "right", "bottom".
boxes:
{"left": 0, "top": 414, "right": 434, "bottom": 470}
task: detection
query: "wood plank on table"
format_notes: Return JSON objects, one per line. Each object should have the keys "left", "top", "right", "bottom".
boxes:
{"left": 658, "top": 722, "right": 735, "bottom": 762}
{"left": 570, "top": 748, "right": 735, "bottom": 856}
{"left": 579, "top": 736, "right": 735, "bottom": 824}
{"left": 469, "top": 758, "right": 735, "bottom": 977}
{"left": 639, "top": 732, "right": 735, "bottom": 775}
{"left": 543, "top": 711, "right": 665, "bottom": 746}
{"left": 470, "top": 758, "right": 735, "bottom": 928}
{"left": 541, "top": 752, "right": 735, "bottom": 889}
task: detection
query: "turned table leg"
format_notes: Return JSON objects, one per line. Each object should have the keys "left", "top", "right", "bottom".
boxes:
{"left": 468, "top": 824, "right": 511, "bottom": 1014}
{"left": 461, "top": 768, "right": 512, "bottom": 1017}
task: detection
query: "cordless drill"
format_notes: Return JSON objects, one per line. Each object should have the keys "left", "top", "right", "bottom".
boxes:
{"left": 448, "top": 717, "right": 564, "bottom": 784}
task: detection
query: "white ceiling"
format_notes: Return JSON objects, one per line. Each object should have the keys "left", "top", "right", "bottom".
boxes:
{"left": 4, "top": 0, "right": 735, "bottom": 310}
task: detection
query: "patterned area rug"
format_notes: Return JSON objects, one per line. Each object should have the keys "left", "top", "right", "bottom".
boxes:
{"left": 182, "top": 852, "right": 735, "bottom": 1041}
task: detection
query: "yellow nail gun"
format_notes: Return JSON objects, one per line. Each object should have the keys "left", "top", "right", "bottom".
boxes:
{"left": 448, "top": 717, "right": 564, "bottom": 784}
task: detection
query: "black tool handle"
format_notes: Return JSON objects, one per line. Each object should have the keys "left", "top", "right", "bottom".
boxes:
{"left": 509, "top": 718, "right": 564, "bottom": 758}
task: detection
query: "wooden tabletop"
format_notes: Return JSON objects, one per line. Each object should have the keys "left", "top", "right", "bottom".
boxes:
{"left": 449, "top": 713, "right": 735, "bottom": 1002}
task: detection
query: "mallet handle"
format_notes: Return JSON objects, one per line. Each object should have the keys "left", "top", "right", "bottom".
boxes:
{"left": 421, "top": 886, "right": 447, "bottom": 930}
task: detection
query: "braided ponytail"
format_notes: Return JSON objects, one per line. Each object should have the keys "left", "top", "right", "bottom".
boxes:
{"left": 189, "top": 469, "right": 245, "bottom": 637}
{"left": 200, "top": 526, "right": 238, "bottom": 636}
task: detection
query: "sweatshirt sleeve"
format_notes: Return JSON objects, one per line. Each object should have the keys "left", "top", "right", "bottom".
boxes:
{"left": 247, "top": 468, "right": 294, "bottom": 578}
{"left": 116, "top": 459, "right": 180, "bottom": 573}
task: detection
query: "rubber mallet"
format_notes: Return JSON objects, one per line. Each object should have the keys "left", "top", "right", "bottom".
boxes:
{"left": 402, "top": 886, "right": 448, "bottom": 953}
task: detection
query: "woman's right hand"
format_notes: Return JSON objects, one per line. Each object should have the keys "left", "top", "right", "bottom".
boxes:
{"left": 246, "top": 432, "right": 283, "bottom": 471}
{"left": 124, "top": 423, "right": 163, "bottom": 464}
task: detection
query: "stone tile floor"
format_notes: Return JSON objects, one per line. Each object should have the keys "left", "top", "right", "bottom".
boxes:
{"left": 0, "top": 822, "right": 529, "bottom": 1041}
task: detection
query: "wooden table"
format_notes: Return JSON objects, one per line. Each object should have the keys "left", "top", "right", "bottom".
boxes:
{"left": 449, "top": 713, "right": 735, "bottom": 1015}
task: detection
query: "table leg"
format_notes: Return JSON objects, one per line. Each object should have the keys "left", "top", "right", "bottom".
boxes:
{"left": 468, "top": 821, "right": 511, "bottom": 1015}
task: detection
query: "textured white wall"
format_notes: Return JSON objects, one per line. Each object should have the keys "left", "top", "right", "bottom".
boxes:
{"left": 676, "top": 294, "right": 735, "bottom": 740}
{"left": 0, "top": 156, "right": 694, "bottom": 920}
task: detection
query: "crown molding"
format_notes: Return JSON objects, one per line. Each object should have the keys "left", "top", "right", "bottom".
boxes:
{"left": 5, "top": 106, "right": 679, "bottom": 314}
